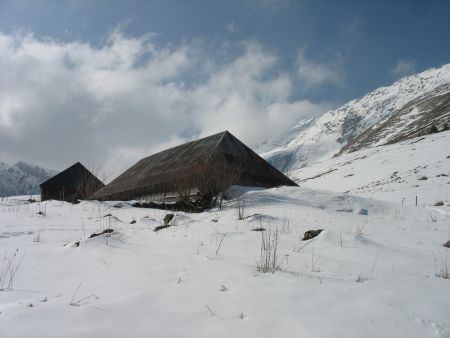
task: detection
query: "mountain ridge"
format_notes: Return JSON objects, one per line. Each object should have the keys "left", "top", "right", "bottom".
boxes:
{"left": 259, "top": 62, "right": 450, "bottom": 172}
{"left": 0, "top": 161, "right": 56, "bottom": 197}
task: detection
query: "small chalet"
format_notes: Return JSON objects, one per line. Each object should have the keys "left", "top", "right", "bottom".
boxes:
{"left": 40, "top": 162, "right": 104, "bottom": 202}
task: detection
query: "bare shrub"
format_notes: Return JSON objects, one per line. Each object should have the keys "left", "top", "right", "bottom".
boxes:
{"left": 0, "top": 249, "right": 24, "bottom": 291}
{"left": 235, "top": 196, "right": 247, "bottom": 220}
{"left": 429, "top": 213, "right": 437, "bottom": 222}
{"left": 70, "top": 283, "right": 100, "bottom": 306}
{"left": 280, "top": 216, "right": 291, "bottom": 234}
{"left": 195, "top": 155, "right": 243, "bottom": 208}
{"left": 256, "top": 229, "right": 284, "bottom": 273}
{"left": 91, "top": 204, "right": 117, "bottom": 245}
{"left": 433, "top": 251, "right": 449, "bottom": 279}
{"left": 215, "top": 233, "right": 226, "bottom": 255}
{"left": 171, "top": 155, "right": 243, "bottom": 212}
{"left": 37, "top": 202, "right": 47, "bottom": 216}
{"left": 204, "top": 304, "right": 222, "bottom": 318}
{"left": 356, "top": 254, "right": 378, "bottom": 282}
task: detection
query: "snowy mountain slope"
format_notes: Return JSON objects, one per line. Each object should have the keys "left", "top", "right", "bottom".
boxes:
{"left": 292, "top": 130, "right": 450, "bottom": 206}
{"left": 0, "top": 161, "right": 56, "bottom": 197}
{"left": 259, "top": 62, "right": 450, "bottom": 172}
{"left": 338, "top": 84, "right": 450, "bottom": 155}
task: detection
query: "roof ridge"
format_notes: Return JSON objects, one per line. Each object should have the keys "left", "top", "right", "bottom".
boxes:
{"left": 215, "top": 130, "right": 229, "bottom": 146}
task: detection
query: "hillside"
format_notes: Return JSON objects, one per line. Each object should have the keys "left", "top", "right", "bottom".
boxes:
{"left": 0, "top": 162, "right": 56, "bottom": 197}
{"left": 293, "top": 130, "right": 450, "bottom": 206}
{"left": 259, "top": 62, "right": 450, "bottom": 172}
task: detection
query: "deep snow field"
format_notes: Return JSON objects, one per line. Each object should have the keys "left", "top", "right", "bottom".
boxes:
{"left": 1, "top": 134, "right": 450, "bottom": 338}
{"left": 293, "top": 131, "right": 450, "bottom": 206}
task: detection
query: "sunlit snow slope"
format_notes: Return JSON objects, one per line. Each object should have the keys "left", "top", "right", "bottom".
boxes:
{"left": 292, "top": 130, "right": 450, "bottom": 206}
{"left": 259, "top": 63, "right": 450, "bottom": 172}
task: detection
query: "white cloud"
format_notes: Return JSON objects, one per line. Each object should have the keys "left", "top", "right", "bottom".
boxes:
{"left": 225, "top": 21, "right": 239, "bottom": 33}
{"left": 391, "top": 59, "right": 417, "bottom": 78}
{"left": 0, "top": 31, "right": 328, "bottom": 177}
{"left": 295, "top": 48, "right": 345, "bottom": 89}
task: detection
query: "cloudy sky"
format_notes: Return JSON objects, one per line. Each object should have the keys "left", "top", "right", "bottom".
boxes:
{"left": 0, "top": 0, "right": 449, "bottom": 178}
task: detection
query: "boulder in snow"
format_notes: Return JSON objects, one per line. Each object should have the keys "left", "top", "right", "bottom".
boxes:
{"left": 302, "top": 229, "right": 323, "bottom": 241}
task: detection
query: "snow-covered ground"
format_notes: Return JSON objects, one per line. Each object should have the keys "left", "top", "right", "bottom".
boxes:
{"left": 293, "top": 130, "right": 450, "bottom": 207}
{"left": 1, "top": 175, "right": 450, "bottom": 337}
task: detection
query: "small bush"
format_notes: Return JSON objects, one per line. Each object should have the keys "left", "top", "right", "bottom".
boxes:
{"left": 235, "top": 196, "right": 247, "bottom": 220}
{"left": 256, "top": 229, "right": 284, "bottom": 273}
{"left": 36, "top": 202, "right": 47, "bottom": 216}
{"left": 280, "top": 217, "right": 291, "bottom": 234}
{"left": 355, "top": 254, "right": 378, "bottom": 283}
{"left": 433, "top": 251, "right": 449, "bottom": 279}
{"left": 0, "top": 249, "right": 24, "bottom": 291}
{"left": 70, "top": 283, "right": 100, "bottom": 306}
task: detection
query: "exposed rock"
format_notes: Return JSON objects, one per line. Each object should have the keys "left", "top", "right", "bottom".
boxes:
{"left": 132, "top": 200, "right": 206, "bottom": 213}
{"left": 163, "top": 214, "right": 175, "bottom": 226}
{"left": 89, "top": 229, "right": 113, "bottom": 239}
{"left": 302, "top": 229, "right": 323, "bottom": 241}
{"left": 358, "top": 208, "right": 369, "bottom": 215}
{"left": 336, "top": 208, "right": 353, "bottom": 213}
{"left": 154, "top": 224, "right": 172, "bottom": 232}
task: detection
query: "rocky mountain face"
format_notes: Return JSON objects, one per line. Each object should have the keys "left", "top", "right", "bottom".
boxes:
{"left": 337, "top": 84, "right": 450, "bottom": 155}
{"left": 0, "top": 161, "right": 56, "bottom": 197}
{"left": 258, "top": 62, "right": 450, "bottom": 172}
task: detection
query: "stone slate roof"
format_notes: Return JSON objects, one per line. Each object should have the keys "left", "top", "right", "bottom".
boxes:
{"left": 92, "top": 131, "right": 297, "bottom": 201}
